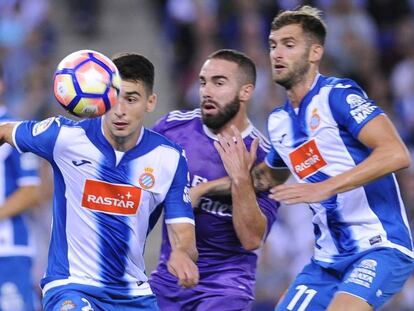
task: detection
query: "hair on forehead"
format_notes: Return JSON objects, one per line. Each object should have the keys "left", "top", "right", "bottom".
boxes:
{"left": 207, "top": 49, "right": 256, "bottom": 86}
{"left": 271, "top": 5, "right": 327, "bottom": 45}
{"left": 112, "top": 52, "right": 154, "bottom": 93}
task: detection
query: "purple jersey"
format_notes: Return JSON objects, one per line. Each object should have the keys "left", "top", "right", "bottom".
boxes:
{"left": 150, "top": 109, "right": 278, "bottom": 300}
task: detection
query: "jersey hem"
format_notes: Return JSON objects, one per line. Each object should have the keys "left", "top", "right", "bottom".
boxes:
{"left": 42, "top": 278, "right": 153, "bottom": 297}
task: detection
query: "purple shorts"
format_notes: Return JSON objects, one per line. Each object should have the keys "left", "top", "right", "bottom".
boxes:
{"left": 151, "top": 280, "right": 253, "bottom": 311}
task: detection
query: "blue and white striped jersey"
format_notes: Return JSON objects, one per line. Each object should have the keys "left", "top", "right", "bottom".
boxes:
{"left": 266, "top": 74, "right": 414, "bottom": 263}
{"left": 0, "top": 107, "right": 40, "bottom": 258}
{"left": 12, "top": 116, "right": 194, "bottom": 296}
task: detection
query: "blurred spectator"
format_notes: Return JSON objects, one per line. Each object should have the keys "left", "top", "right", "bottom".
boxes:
{"left": 0, "top": 0, "right": 57, "bottom": 118}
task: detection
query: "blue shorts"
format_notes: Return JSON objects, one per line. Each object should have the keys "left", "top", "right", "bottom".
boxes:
{"left": 42, "top": 283, "right": 159, "bottom": 311}
{"left": 0, "top": 256, "right": 35, "bottom": 311}
{"left": 151, "top": 280, "right": 253, "bottom": 311}
{"left": 275, "top": 248, "right": 414, "bottom": 311}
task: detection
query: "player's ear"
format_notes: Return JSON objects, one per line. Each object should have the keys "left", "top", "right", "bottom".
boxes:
{"left": 239, "top": 84, "right": 254, "bottom": 102}
{"left": 146, "top": 93, "right": 157, "bottom": 112}
{"left": 309, "top": 44, "right": 323, "bottom": 63}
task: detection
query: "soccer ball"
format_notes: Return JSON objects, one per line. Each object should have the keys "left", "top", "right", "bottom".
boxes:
{"left": 53, "top": 49, "right": 121, "bottom": 118}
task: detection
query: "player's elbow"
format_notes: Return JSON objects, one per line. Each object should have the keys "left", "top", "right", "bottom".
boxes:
{"left": 241, "top": 236, "right": 263, "bottom": 251}
{"left": 394, "top": 146, "right": 411, "bottom": 170}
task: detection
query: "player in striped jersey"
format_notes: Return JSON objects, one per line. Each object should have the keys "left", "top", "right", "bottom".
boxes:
{"left": 150, "top": 49, "right": 284, "bottom": 310}
{"left": 0, "top": 54, "right": 198, "bottom": 310}
{"left": 0, "top": 62, "right": 41, "bottom": 311}
{"left": 219, "top": 6, "right": 414, "bottom": 311}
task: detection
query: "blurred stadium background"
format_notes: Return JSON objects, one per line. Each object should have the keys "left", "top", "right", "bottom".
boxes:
{"left": 1, "top": 0, "right": 414, "bottom": 310}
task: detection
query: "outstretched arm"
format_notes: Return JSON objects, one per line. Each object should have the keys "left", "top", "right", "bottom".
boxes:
{"left": 189, "top": 148, "right": 289, "bottom": 208}
{"left": 166, "top": 222, "right": 199, "bottom": 288}
{"left": 0, "top": 122, "right": 18, "bottom": 147}
{"left": 270, "top": 115, "right": 410, "bottom": 204}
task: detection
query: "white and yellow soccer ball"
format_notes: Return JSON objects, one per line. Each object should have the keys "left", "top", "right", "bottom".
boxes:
{"left": 53, "top": 49, "right": 121, "bottom": 118}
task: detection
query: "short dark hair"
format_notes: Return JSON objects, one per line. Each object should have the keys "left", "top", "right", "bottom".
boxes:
{"left": 207, "top": 49, "right": 256, "bottom": 86}
{"left": 271, "top": 6, "right": 327, "bottom": 45}
{"left": 112, "top": 53, "right": 154, "bottom": 94}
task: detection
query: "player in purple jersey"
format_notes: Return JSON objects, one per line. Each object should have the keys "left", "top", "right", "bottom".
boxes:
{"left": 0, "top": 54, "right": 199, "bottom": 311}
{"left": 150, "top": 49, "right": 282, "bottom": 311}
{"left": 218, "top": 6, "right": 414, "bottom": 311}
{"left": 0, "top": 62, "right": 41, "bottom": 311}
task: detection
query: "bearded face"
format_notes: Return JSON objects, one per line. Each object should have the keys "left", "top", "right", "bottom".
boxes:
{"left": 201, "top": 95, "right": 240, "bottom": 130}
{"left": 272, "top": 45, "right": 311, "bottom": 90}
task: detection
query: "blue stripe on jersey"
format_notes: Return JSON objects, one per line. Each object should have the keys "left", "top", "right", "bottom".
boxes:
{"left": 307, "top": 171, "right": 358, "bottom": 254}
{"left": 95, "top": 158, "right": 130, "bottom": 285}
{"left": 148, "top": 203, "right": 163, "bottom": 235}
{"left": 95, "top": 213, "right": 130, "bottom": 286}
{"left": 364, "top": 176, "right": 413, "bottom": 249}
{"left": 43, "top": 163, "right": 70, "bottom": 287}
{"left": 337, "top": 127, "right": 370, "bottom": 166}
{"left": 285, "top": 104, "right": 308, "bottom": 148}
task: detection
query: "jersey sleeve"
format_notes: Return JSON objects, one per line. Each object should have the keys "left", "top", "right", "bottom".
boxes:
{"left": 328, "top": 83, "right": 384, "bottom": 139}
{"left": 256, "top": 192, "right": 279, "bottom": 237}
{"left": 265, "top": 146, "right": 287, "bottom": 168}
{"left": 152, "top": 114, "right": 168, "bottom": 135}
{"left": 13, "top": 117, "right": 61, "bottom": 162}
{"left": 163, "top": 149, "right": 194, "bottom": 225}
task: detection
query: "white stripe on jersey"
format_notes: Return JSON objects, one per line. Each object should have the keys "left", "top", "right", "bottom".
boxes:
{"left": 250, "top": 128, "right": 271, "bottom": 152}
{"left": 165, "top": 217, "right": 195, "bottom": 225}
{"left": 167, "top": 109, "right": 201, "bottom": 122}
{"left": 42, "top": 278, "right": 153, "bottom": 296}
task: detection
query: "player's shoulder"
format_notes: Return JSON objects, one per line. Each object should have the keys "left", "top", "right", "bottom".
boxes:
{"left": 153, "top": 109, "right": 201, "bottom": 133}
{"left": 321, "top": 76, "right": 364, "bottom": 94}
{"left": 322, "top": 76, "right": 369, "bottom": 106}
{"left": 247, "top": 125, "right": 272, "bottom": 153}
{"left": 144, "top": 128, "right": 184, "bottom": 154}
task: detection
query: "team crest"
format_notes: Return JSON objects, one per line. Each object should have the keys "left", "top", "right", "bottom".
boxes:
{"left": 309, "top": 108, "right": 320, "bottom": 130}
{"left": 139, "top": 167, "right": 155, "bottom": 189}
{"left": 60, "top": 300, "right": 76, "bottom": 311}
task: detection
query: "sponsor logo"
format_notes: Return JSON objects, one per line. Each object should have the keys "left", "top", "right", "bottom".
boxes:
{"left": 346, "top": 94, "right": 367, "bottom": 109}
{"left": 350, "top": 103, "right": 376, "bottom": 124}
{"left": 369, "top": 235, "right": 382, "bottom": 246}
{"left": 60, "top": 300, "right": 76, "bottom": 311}
{"left": 345, "top": 259, "right": 377, "bottom": 289}
{"left": 191, "top": 174, "right": 207, "bottom": 187}
{"left": 276, "top": 133, "right": 288, "bottom": 145}
{"left": 346, "top": 93, "right": 377, "bottom": 124}
{"left": 81, "top": 179, "right": 141, "bottom": 215}
{"left": 199, "top": 197, "right": 232, "bottom": 217}
{"left": 289, "top": 139, "right": 327, "bottom": 179}
{"left": 32, "top": 117, "right": 55, "bottom": 136}
{"left": 72, "top": 159, "right": 92, "bottom": 167}
{"left": 138, "top": 167, "right": 155, "bottom": 189}
{"left": 309, "top": 108, "right": 320, "bottom": 130}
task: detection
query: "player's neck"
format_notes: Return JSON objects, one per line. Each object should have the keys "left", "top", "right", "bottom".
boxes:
{"left": 215, "top": 106, "right": 249, "bottom": 136}
{"left": 286, "top": 70, "right": 319, "bottom": 109}
{"left": 103, "top": 126, "right": 143, "bottom": 152}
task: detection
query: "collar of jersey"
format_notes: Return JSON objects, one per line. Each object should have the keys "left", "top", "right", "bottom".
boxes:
{"left": 82, "top": 117, "right": 149, "bottom": 166}
{"left": 202, "top": 122, "right": 254, "bottom": 141}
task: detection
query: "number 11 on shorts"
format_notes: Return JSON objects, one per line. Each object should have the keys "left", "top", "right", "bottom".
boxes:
{"left": 286, "top": 285, "right": 317, "bottom": 311}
